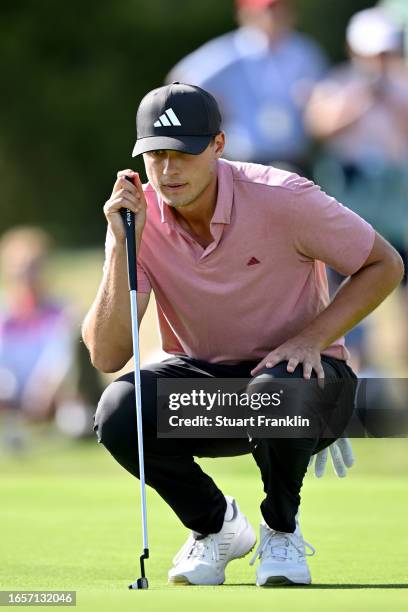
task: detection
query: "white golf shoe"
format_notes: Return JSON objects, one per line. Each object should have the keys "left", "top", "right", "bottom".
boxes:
{"left": 168, "top": 496, "right": 256, "bottom": 585}
{"left": 250, "top": 520, "right": 315, "bottom": 586}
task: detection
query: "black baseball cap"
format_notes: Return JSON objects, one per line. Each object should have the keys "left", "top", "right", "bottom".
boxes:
{"left": 131, "top": 82, "right": 222, "bottom": 157}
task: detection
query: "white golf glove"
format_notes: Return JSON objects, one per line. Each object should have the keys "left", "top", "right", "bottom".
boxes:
{"left": 308, "top": 438, "right": 354, "bottom": 478}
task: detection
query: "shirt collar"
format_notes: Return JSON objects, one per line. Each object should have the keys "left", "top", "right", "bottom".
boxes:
{"left": 234, "top": 26, "right": 270, "bottom": 58}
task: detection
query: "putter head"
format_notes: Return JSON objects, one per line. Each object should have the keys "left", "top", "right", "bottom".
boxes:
{"left": 129, "top": 577, "right": 149, "bottom": 590}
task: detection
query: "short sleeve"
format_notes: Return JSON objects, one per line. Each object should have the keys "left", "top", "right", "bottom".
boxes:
{"left": 290, "top": 177, "right": 376, "bottom": 276}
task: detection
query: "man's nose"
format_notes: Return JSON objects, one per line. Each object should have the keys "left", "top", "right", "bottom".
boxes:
{"left": 162, "top": 154, "right": 179, "bottom": 174}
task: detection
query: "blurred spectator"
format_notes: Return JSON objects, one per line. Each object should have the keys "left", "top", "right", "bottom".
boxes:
{"left": 306, "top": 7, "right": 408, "bottom": 252}
{"left": 380, "top": 0, "right": 408, "bottom": 59}
{"left": 0, "top": 227, "right": 100, "bottom": 450}
{"left": 305, "top": 7, "right": 408, "bottom": 370}
{"left": 167, "top": 0, "right": 327, "bottom": 174}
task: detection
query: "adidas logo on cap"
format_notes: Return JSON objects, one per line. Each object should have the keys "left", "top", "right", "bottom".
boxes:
{"left": 154, "top": 108, "right": 181, "bottom": 128}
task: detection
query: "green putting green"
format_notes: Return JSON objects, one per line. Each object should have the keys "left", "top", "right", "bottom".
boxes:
{"left": 1, "top": 436, "right": 407, "bottom": 611}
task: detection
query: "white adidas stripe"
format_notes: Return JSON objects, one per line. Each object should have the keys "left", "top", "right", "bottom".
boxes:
{"left": 165, "top": 108, "right": 181, "bottom": 126}
{"left": 154, "top": 107, "right": 182, "bottom": 128}
{"left": 159, "top": 113, "right": 171, "bottom": 126}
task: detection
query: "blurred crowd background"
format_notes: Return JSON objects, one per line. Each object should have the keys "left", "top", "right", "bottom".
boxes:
{"left": 1, "top": 0, "right": 408, "bottom": 449}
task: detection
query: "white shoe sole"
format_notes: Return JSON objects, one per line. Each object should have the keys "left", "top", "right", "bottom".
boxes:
{"left": 257, "top": 572, "right": 311, "bottom": 587}
{"left": 168, "top": 522, "right": 256, "bottom": 586}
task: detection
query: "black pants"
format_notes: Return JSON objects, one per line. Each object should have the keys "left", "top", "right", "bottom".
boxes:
{"left": 94, "top": 355, "right": 357, "bottom": 535}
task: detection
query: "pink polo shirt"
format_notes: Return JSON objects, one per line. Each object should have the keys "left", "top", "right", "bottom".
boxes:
{"left": 134, "top": 158, "right": 375, "bottom": 364}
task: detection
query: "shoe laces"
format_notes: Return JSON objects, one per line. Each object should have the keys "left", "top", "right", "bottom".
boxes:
{"left": 173, "top": 533, "right": 220, "bottom": 565}
{"left": 249, "top": 528, "right": 315, "bottom": 565}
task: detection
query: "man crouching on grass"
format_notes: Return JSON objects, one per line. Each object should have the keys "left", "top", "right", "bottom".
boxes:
{"left": 82, "top": 83, "right": 404, "bottom": 586}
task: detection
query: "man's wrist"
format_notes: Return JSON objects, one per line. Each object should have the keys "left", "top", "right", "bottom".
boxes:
{"left": 296, "top": 327, "right": 326, "bottom": 351}
{"left": 135, "top": 230, "right": 143, "bottom": 249}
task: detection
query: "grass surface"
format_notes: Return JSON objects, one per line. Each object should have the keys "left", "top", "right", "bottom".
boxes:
{"left": 1, "top": 436, "right": 407, "bottom": 611}
{"left": 1, "top": 249, "right": 407, "bottom": 609}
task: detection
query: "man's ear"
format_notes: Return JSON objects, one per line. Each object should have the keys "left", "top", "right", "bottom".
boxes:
{"left": 214, "top": 132, "right": 225, "bottom": 158}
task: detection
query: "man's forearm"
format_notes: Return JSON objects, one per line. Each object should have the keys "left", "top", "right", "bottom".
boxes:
{"left": 82, "top": 237, "right": 133, "bottom": 371}
{"left": 300, "top": 257, "right": 404, "bottom": 351}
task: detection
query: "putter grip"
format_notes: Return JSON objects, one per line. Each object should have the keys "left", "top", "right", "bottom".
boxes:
{"left": 120, "top": 176, "right": 137, "bottom": 291}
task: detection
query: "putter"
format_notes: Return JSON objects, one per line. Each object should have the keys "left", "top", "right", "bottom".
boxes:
{"left": 121, "top": 175, "right": 149, "bottom": 590}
